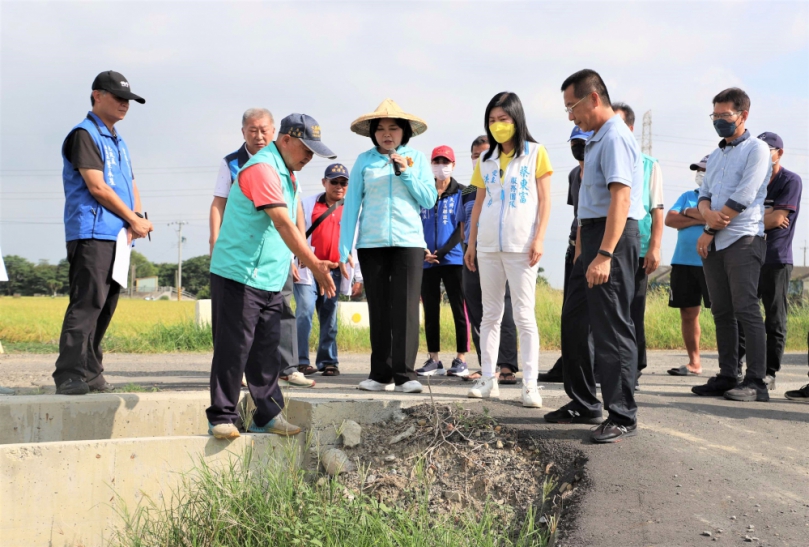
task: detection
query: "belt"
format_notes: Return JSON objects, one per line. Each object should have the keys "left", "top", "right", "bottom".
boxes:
{"left": 579, "top": 217, "right": 607, "bottom": 225}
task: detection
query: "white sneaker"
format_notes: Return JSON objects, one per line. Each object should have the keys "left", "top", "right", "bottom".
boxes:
{"left": 522, "top": 383, "right": 543, "bottom": 408}
{"left": 358, "top": 379, "right": 395, "bottom": 391}
{"left": 394, "top": 380, "right": 423, "bottom": 393}
{"left": 281, "top": 371, "right": 315, "bottom": 388}
{"left": 467, "top": 376, "right": 499, "bottom": 399}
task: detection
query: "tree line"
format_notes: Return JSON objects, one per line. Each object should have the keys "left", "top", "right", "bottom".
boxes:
{"left": 1, "top": 252, "right": 212, "bottom": 298}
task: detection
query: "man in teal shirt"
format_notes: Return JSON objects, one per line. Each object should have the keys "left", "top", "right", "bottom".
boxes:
{"left": 207, "top": 114, "right": 338, "bottom": 440}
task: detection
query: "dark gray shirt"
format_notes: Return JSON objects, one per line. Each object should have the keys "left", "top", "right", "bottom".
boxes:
{"left": 567, "top": 165, "right": 582, "bottom": 243}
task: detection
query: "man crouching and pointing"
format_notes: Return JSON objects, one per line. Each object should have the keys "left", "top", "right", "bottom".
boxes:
{"left": 207, "top": 114, "right": 338, "bottom": 439}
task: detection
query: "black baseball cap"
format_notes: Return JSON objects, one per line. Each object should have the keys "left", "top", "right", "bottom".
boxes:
{"left": 689, "top": 154, "right": 710, "bottom": 171}
{"left": 757, "top": 132, "right": 784, "bottom": 150}
{"left": 91, "top": 70, "right": 145, "bottom": 104}
{"left": 279, "top": 113, "right": 336, "bottom": 159}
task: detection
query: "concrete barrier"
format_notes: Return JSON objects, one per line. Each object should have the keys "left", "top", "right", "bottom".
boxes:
{"left": 0, "top": 393, "right": 414, "bottom": 546}
{"left": 195, "top": 298, "right": 212, "bottom": 326}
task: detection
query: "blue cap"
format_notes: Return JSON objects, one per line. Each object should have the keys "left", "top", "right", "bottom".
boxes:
{"left": 279, "top": 113, "right": 337, "bottom": 159}
{"left": 324, "top": 163, "right": 349, "bottom": 179}
{"left": 568, "top": 126, "right": 593, "bottom": 142}
{"left": 757, "top": 132, "right": 783, "bottom": 150}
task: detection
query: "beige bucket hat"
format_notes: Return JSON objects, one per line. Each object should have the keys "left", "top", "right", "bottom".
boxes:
{"left": 350, "top": 98, "right": 428, "bottom": 137}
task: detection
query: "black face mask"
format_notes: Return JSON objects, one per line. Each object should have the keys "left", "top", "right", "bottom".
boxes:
{"left": 571, "top": 141, "right": 586, "bottom": 162}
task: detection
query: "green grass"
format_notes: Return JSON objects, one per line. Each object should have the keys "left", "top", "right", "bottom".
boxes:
{"left": 4, "top": 287, "right": 809, "bottom": 353}
{"left": 113, "top": 447, "right": 551, "bottom": 547}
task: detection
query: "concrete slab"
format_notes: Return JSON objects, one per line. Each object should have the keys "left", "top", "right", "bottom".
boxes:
{"left": 0, "top": 433, "right": 300, "bottom": 547}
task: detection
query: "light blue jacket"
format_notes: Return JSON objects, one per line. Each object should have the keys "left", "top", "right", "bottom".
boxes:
{"left": 339, "top": 145, "right": 437, "bottom": 261}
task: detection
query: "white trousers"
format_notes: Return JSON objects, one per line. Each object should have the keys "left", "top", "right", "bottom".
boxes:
{"left": 477, "top": 251, "right": 540, "bottom": 384}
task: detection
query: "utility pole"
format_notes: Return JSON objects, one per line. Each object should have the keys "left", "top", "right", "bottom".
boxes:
{"left": 802, "top": 240, "right": 807, "bottom": 267}
{"left": 169, "top": 221, "right": 188, "bottom": 301}
{"left": 641, "top": 110, "right": 652, "bottom": 156}
{"left": 130, "top": 263, "right": 136, "bottom": 298}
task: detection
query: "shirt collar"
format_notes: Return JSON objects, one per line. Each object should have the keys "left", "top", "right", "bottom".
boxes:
{"left": 243, "top": 143, "right": 254, "bottom": 159}
{"left": 718, "top": 129, "right": 750, "bottom": 149}
{"left": 86, "top": 112, "right": 116, "bottom": 138}
{"left": 588, "top": 114, "right": 621, "bottom": 143}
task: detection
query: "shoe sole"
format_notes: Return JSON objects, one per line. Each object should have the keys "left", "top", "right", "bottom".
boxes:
{"left": 358, "top": 383, "right": 395, "bottom": 392}
{"left": 417, "top": 370, "right": 446, "bottom": 377}
{"left": 522, "top": 401, "right": 543, "bottom": 408}
{"left": 56, "top": 389, "right": 90, "bottom": 396}
{"left": 281, "top": 380, "right": 316, "bottom": 388}
{"left": 544, "top": 415, "right": 603, "bottom": 424}
{"left": 211, "top": 430, "right": 241, "bottom": 440}
{"left": 467, "top": 392, "right": 500, "bottom": 399}
{"left": 395, "top": 387, "right": 423, "bottom": 393}
{"left": 784, "top": 395, "right": 809, "bottom": 402}
{"left": 248, "top": 428, "right": 301, "bottom": 436}
{"left": 592, "top": 429, "right": 638, "bottom": 444}
{"left": 447, "top": 369, "right": 470, "bottom": 377}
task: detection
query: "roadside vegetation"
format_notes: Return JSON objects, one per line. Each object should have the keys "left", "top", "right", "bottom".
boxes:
{"left": 3, "top": 286, "right": 809, "bottom": 353}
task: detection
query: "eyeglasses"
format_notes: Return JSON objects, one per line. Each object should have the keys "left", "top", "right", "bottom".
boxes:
{"left": 564, "top": 95, "right": 588, "bottom": 114}
{"left": 709, "top": 111, "right": 740, "bottom": 121}
{"left": 328, "top": 179, "right": 348, "bottom": 187}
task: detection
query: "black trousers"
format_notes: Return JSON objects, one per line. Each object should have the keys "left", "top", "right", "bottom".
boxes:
{"left": 737, "top": 262, "right": 791, "bottom": 377}
{"left": 561, "top": 220, "right": 639, "bottom": 426}
{"left": 357, "top": 247, "right": 423, "bottom": 385}
{"left": 53, "top": 239, "right": 120, "bottom": 388}
{"left": 279, "top": 267, "right": 299, "bottom": 376}
{"left": 548, "top": 244, "right": 578, "bottom": 374}
{"left": 632, "top": 258, "right": 649, "bottom": 373}
{"left": 702, "top": 236, "right": 767, "bottom": 381}
{"left": 207, "top": 273, "right": 285, "bottom": 427}
{"left": 421, "top": 265, "right": 468, "bottom": 354}
{"left": 462, "top": 258, "right": 518, "bottom": 370}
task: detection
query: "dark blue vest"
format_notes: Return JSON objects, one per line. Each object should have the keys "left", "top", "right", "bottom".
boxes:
{"left": 61, "top": 112, "right": 134, "bottom": 241}
{"left": 225, "top": 143, "right": 251, "bottom": 183}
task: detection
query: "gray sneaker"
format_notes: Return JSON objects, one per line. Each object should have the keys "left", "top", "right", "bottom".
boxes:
{"left": 248, "top": 414, "right": 302, "bottom": 436}
{"left": 208, "top": 422, "right": 240, "bottom": 440}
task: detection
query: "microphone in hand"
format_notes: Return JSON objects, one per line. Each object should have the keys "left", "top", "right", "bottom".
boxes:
{"left": 388, "top": 149, "right": 402, "bottom": 176}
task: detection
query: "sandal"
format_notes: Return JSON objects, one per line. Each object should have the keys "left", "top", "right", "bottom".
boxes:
{"left": 498, "top": 366, "right": 519, "bottom": 385}
{"left": 322, "top": 365, "right": 340, "bottom": 377}
{"left": 667, "top": 365, "right": 701, "bottom": 376}
{"left": 297, "top": 365, "right": 318, "bottom": 376}
{"left": 461, "top": 370, "right": 483, "bottom": 382}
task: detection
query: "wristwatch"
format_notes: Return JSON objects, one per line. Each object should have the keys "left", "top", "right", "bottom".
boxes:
{"left": 598, "top": 249, "right": 613, "bottom": 258}
{"left": 704, "top": 226, "right": 717, "bottom": 236}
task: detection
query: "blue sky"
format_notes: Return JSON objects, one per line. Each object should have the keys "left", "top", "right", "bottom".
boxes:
{"left": 1, "top": 0, "right": 807, "bottom": 288}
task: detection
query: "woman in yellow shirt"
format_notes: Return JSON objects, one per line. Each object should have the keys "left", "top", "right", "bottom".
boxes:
{"left": 463, "top": 91, "right": 553, "bottom": 408}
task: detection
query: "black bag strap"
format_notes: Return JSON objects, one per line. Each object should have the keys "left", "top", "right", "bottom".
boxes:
{"left": 305, "top": 198, "right": 344, "bottom": 239}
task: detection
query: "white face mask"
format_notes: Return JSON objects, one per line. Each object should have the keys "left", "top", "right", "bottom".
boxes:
{"left": 695, "top": 171, "right": 705, "bottom": 186}
{"left": 472, "top": 158, "right": 479, "bottom": 171}
{"left": 432, "top": 163, "right": 453, "bottom": 181}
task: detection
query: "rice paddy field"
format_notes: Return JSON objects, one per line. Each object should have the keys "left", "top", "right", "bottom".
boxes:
{"left": 2, "top": 286, "right": 809, "bottom": 353}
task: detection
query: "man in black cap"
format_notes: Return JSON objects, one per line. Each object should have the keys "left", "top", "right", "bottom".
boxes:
{"left": 737, "top": 132, "right": 802, "bottom": 391}
{"left": 54, "top": 70, "right": 152, "bottom": 395}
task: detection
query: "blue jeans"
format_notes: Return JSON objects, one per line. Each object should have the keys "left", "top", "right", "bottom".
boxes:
{"left": 294, "top": 268, "right": 342, "bottom": 369}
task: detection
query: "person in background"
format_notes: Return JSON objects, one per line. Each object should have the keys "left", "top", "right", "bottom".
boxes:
{"left": 736, "top": 132, "right": 802, "bottom": 391}
{"left": 458, "top": 136, "right": 519, "bottom": 381}
{"left": 692, "top": 87, "right": 771, "bottom": 403}
{"left": 54, "top": 71, "right": 153, "bottom": 395}
{"left": 207, "top": 108, "right": 312, "bottom": 388}
{"left": 340, "top": 99, "right": 437, "bottom": 394}
{"left": 464, "top": 91, "right": 553, "bottom": 409}
{"left": 206, "top": 114, "right": 337, "bottom": 440}
{"left": 546, "top": 69, "right": 644, "bottom": 443}
{"left": 294, "top": 163, "right": 363, "bottom": 378}
{"left": 612, "top": 102, "right": 664, "bottom": 388}
{"left": 538, "top": 126, "right": 592, "bottom": 383}
{"left": 665, "top": 155, "right": 712, "bottom": 377}
{"left": 417, "top": 145, "right": 469, "bottom": 377}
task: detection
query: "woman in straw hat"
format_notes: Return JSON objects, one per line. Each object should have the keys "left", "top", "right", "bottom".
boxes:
{"left": 463, "top": 91, "right": 553, "bottom": 409}
{"left": 339, "top": 99, "right": 437, "bottom": 393}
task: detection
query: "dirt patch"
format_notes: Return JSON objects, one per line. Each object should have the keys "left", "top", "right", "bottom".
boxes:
{"left": 317, "top": 402, "right": 588, "bottom": 543}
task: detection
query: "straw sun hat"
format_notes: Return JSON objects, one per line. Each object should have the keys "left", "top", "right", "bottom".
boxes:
{"left": 350, "top": 99, "right": 428, "bottom": 138}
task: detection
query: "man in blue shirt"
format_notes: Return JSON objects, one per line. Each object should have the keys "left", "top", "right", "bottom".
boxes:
{"left": 737, "top": 132, "right": 802, "bottom": 391}
{"left": 693, "top": 88, "right": 772, "bottom": 402}
{"left": 665, "top": 155, "right": 712, "bottom": 377}
{"left": 54, "top": 71, "right": 153, "bottom": 395}
{"left": 546, "top": 69, "right": 645, "bottom": 443}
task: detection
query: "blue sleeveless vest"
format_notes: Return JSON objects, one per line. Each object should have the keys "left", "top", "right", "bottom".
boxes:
{"left": 225, "top": 143, "right": 251, "bottom": 183}
{"left": 61, "top": 112, "right": 135, "bottom": 241}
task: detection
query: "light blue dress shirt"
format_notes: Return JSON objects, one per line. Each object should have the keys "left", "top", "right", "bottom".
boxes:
{"left": 579, "top": 115, "right": 646, "bottom": 221}
{"left": 698, "top": 130, "right": 771, "bottom": 251}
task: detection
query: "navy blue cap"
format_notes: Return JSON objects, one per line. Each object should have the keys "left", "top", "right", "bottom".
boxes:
{"left": 324, "top": 163, "right": 349, "bottom": 179}
{"left": 279, "top": 113, "right": 336, "bottom": 159}
{"left": 757, "top": 132, "right": 783, "bottom": 150}
{"left": 568, "top": 126, "right": 593, "bottom": 141}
